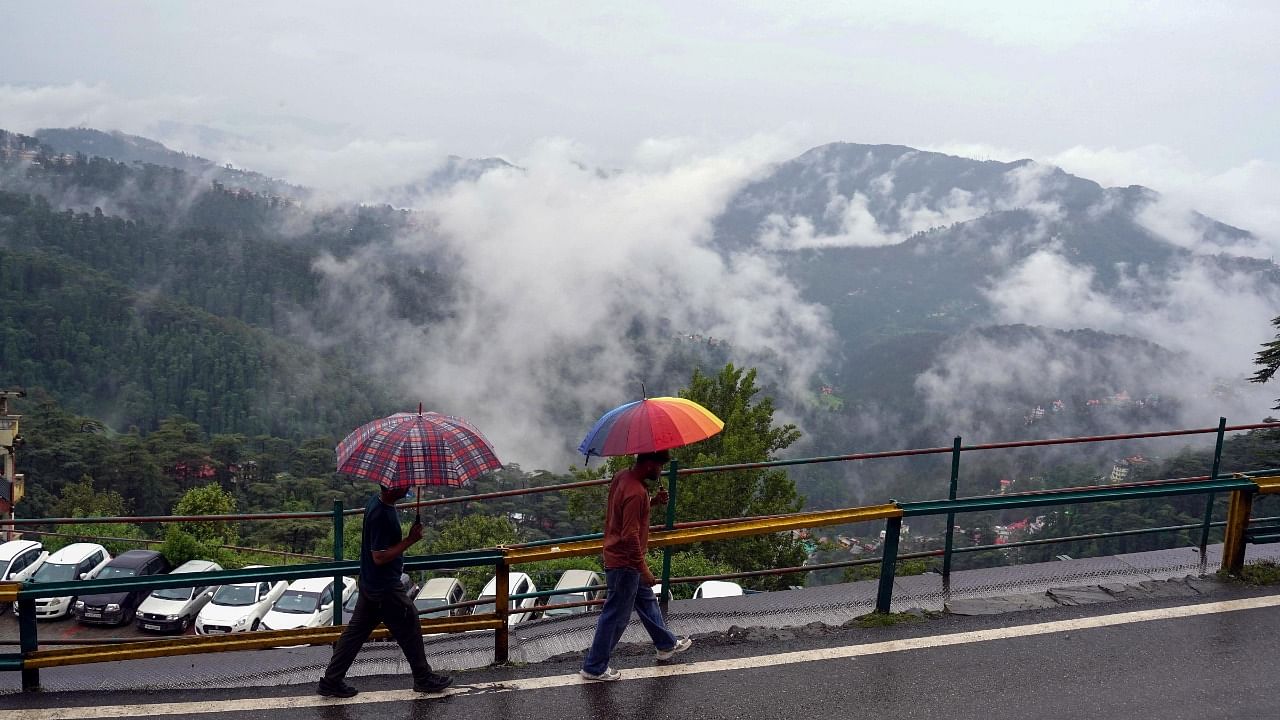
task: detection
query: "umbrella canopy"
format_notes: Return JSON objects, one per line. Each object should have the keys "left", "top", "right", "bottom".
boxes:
{"left": 336, "top": 410, "right": 502, "bottom": 490}
{"left": 578, "top": 397, "right": 724, "bottom": 458}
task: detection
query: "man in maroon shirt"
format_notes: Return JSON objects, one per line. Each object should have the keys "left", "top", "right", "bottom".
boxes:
{"left": 580, "top": 450, "right": 692, "bottom": 681}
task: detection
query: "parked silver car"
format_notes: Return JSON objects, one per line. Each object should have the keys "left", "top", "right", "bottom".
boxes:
{"left": 136, "top": 559, "right": 223, "bottom": 633}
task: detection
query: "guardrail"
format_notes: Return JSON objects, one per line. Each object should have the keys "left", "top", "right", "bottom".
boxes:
{"left": 4, "top": 419, "right": 1279, "bottom": 690}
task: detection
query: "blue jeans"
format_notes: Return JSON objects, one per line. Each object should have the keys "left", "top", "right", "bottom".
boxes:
{"left": 582, "top": 567, "right": 678, "bottom": 674}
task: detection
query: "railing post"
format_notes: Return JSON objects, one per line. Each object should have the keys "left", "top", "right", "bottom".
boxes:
{"left": 18, "top": 595, "right": 38, "bottom": 691}
{"left": 1221, "top": 487, "right": 1255, "bottom": 575}
{"left": 1199, "top": 417, "right": 1227, "bottom": 555}
{"left": 332, "top": 499, "right": 344, "bottom": 626}
{"left": 942, "top": 437, "right": 961, "bottom": 581}
{"left": 660, "top": 459, "right": 679, "bottom": 611}
{"left": 875, "top": 515, "right": 902, "bottom": 614}
{"left": 494, "top": 560, "right": 509, "bottom": 664}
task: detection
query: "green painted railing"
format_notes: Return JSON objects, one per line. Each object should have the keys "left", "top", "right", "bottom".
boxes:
{"left": 5, "top": 417, "right": 1279, "bottom": 692}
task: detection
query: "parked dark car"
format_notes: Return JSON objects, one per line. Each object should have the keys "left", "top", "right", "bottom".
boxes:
{"left": 74, "top": 550, "right": 171, "bottom": 626}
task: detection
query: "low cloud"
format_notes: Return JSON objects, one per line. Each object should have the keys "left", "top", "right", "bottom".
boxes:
{"left": 920, "top": 245, "right": 1280, "bottom": 439}
{"left": 931, "top": 140, "right": 1280, "bottom": 250}
{"left": 1050, "top": 145, "right": 1280, "bottom": 246}
{"left": 0, "top": 82, "right": 207, "bottom": 138}
{"left": 309, "top": 137, "right": 833, "bottom": 469}
{"left": 754, "top": 158, "right": 1061, "bottom": 251}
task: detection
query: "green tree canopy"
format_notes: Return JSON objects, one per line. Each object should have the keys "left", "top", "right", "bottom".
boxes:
{"left": 173, "top": 482, "right": 238, "bottom": 545}
{"left": 1252, "top": 315, "right": 1280, "bottom": 408}
{"left": 670, "top": 364, "right": 807, "bottom": 589}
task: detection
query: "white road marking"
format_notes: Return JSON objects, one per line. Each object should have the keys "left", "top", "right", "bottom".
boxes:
{"left": 5, "top": 593, "right": 1280, "bottom": 720}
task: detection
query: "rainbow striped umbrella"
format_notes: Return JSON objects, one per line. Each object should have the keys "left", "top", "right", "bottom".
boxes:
{"left": 578, "top": 397, "right": 724, "bottom": 458}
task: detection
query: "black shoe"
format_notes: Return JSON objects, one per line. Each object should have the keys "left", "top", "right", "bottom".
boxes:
{"left": 414, "top": 673, "right": 452, "bottom": 693}
{"left": 317, "top": 680, "right": 359, "bottom": 698}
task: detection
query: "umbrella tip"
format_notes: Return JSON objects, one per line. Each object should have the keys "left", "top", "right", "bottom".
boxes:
{"left": 418, "top": 402, "right": 423, "bottom": 415}
{"left": 641, "top": 382, "right": 646, "bottom": 399}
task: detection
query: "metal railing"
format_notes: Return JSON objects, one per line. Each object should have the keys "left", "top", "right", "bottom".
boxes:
{"left": 3, "top": 418, "right": 1279, "bottom": 691}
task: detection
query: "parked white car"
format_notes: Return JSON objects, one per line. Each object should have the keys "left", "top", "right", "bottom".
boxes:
{"left": 544, "top": 569, "right": 604, "bottom": 618}
{"left": 17, "top": 543, "right": 110, "bottom": 619}
{"left": 136, "top": 559, "right": 223, "bottom": 633}
{"left": 0, "top": 540, "right": 46, "bottom": 583}
{"left": 472, "top": 572, "right": 539, "bottom": 626}
{"left": 414, "top": 577, "right": 467, "bottom": 618}
{"left": 693, "top": 580, "right": 744, "bottom": 599}
{"left": 194, "top": 566, "right": 287, "bottom": 634}
{"left": 260, "top": 576, "right": 355, "bottom": 632}
{"left": 0, "top": 540, "right": 47, "bottom": 615}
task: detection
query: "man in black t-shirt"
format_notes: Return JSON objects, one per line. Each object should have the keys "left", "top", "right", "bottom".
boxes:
{"left": 317, "top": 484, "right": 452, "bottom": 698}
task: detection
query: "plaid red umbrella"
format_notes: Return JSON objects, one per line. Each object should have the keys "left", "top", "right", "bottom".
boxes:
{"left": 336, "top": 408, "right": 502, "bottom": 506}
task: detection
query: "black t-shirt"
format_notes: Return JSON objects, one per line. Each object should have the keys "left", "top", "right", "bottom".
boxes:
{"left": 360, "top": 495, "right": 403, "bottom": 591}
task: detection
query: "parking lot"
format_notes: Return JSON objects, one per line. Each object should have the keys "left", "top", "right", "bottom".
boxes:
{"left": 0, "top": 605, "right": 175, "bottom": 647}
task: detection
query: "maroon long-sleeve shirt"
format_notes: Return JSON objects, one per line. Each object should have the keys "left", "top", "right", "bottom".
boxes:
{"left": 601, "top": 468, "right": 653, "bottom": 572}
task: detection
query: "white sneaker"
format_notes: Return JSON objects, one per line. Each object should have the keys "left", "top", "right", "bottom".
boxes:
{"left": 579, "top": 667, "right": 622, "bottom": 682}
{"left": 655, "top": 637, "right": 693, "bottom": 661}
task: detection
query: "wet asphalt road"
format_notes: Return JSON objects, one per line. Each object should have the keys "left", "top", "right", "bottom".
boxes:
{"left": 5, "top": 585, "right": 1280, "bottom": 720}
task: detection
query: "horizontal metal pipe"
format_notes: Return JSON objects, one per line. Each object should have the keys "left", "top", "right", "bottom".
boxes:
{"left": 509, "top": 514, "right": 797, "bottom": 549}
{"left": 901, "top": 478, "right": 1254, "bottom": 516}
{"left": 664, "top": 549, "right": 943, "bottom": 585}
{"left": 15, "top": 529, "right": 332, "bottom": 562}
{"left": 9, "top": 424, "right": 1276, "bottom": 528}
{"left": 536, "top": 598, "right": 604, "bottom": 614}
{"left": 0, "top": 637, "right": 150, "bottom": 647}
{"left": 510, "top": 584, "right": 605, "bottom": 601}
{"left": 951, "top": 522, "right": 1228, "bottom": 554}
{"left": 386, "top": 477, "right": 613, "bottom": 516}
{"left": 678, "top": 422, "right": 1280, "bottom": 476}
{"left": 0, "top": 510, "right": 332, "bottom": 527}
{"left": 15, "top": 553, "right": 503, "bottom": 600}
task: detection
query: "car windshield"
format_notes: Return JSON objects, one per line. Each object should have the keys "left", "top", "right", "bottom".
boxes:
{"left": 31, "top": 562, "right": 77, "bottom": 583}
{"left": 343, "top": 592, "right": 358, "bottom": 611}
{"left": 274, "top": 591, "right": 321, "bottom": 614}
{"left": 544, "top": 593, "right": 588, "bottom": 617}
{"left": 0, "top": 559, "right": 10, "bottom": 579}
{"left": 151, "top": 586, "right": 194, "bottom": 601}
{"left": 96, "top": 567, "right": 138, "bottom": 580}
{"left": 414, "top": 597, "right": 449, "bottom": 618}
{"left": 472, "top": 596, "right": 495, "bottom": 615}
{"left": 211, "top": 585, "right": 258, "bottom": 607}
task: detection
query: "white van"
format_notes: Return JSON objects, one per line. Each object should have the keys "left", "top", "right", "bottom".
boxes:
{"left": 414, "top": 577, "right": 466, "bottom": 618}
{"left": 473, "top": 572, "right": 539, "bottom": 626}
{"left": 692, "top": 580, "right": 743, "bottom": 599}
{"left": 19, "top": 543, "right": 111, "bottom": 619}
{"left": 136, "top": 559, "right": 223, "bottom": 633}
{"left": 544, "top": 569, "right": 604, "bottom": 618}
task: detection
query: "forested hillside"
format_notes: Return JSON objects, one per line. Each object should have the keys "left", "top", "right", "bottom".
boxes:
{"left": 5, "top": 126, "right": 1279, "bottom": 542}
{"left": 0, "top": 131, "right": 404, "bottom": 438}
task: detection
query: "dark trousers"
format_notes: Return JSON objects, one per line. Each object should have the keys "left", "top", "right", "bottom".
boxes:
{"left": 322, "top": 581, "right": 433, "bottom": 686}
{"left": 582, "top": 567, "right": 677, "bottom": 674}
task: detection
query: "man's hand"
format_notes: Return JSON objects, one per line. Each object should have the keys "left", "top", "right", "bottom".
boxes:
{"left": 651, "top": 489, "right": 669, "bottom": 507}
{"left": 407, "top": 518, "right": 425, "bottom": 544}
{"left": 642, "top": 567, "right": 658, "bottom": 587}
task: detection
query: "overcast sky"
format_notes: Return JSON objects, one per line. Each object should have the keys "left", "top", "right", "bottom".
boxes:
{"left": 3, "top": 2, "right": 1277, "bottom": 167}
{"left": 2, "top": 1, "right": 1279, "bottom": 238}
{"left": 4, "top": 1, "right": 1279, "bottom": 464}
